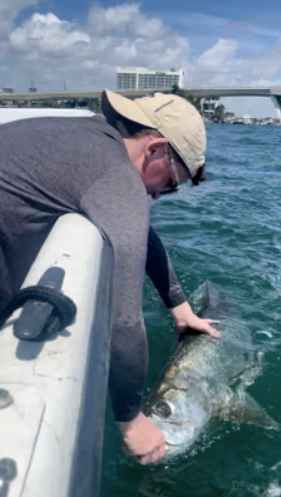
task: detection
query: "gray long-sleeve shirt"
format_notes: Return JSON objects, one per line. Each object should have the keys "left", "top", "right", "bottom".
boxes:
{"left": 0, "top": 115, "right": 185, "bottom": 421}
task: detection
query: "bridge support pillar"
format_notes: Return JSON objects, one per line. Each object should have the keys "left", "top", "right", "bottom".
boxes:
{"left": 271, "top": 95, "right": 281, "bottom": 122}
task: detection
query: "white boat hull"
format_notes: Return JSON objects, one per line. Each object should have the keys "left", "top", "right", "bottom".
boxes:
{"left": 0, "top": 213, "right": 113, "bottom": 497}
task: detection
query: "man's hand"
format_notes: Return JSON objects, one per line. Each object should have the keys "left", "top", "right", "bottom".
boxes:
{"left": 176, "top": 315, "right": 220, "bottom": 342}
{"left": 117, "top": 412, "right": 166, "bottom": 465}
{"left": 170, "top": 301, "right": 220, "bottom": 342}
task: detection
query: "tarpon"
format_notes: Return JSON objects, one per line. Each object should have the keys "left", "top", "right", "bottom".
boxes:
{"left": 143, "top": 281, "right": 279, "bottom": 460}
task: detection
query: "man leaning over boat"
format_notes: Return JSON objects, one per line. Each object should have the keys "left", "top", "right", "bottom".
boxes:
{"left": 0, "top": 89, "right": 219, "bottom": 465}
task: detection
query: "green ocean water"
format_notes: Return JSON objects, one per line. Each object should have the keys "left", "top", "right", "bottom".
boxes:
{"left": 100, "top": 123, "right": 281, "bottom": 497}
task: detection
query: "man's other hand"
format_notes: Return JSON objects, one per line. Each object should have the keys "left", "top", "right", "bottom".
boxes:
{"left": 117, "top": 412, "right": 165, "bottom": 465}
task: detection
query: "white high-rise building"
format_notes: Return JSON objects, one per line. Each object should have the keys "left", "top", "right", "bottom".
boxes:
{"left": 116, "top": 67, "right": 184, "bottom": 91}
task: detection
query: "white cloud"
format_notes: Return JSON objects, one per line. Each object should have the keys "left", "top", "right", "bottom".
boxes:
{"left": 172, "top": 12, "right": 281, "bottom": 40}
{"left": 10, "top": 13, "right": 90, "bottom": 55}
{"left": 89, "top": 3, "right": 139, "bottom": 36}
{"left": 185, "top": 37, "right": 281, "bottom": 91}
{"left": 1, "top": 2, "right": 281, "bottom": 117}
{"left": 88, "top": 3, "right": 169, "bottom": 40}
{"left": 197, "top": 39, "right": 238, "bottom": 69}
{"left": 2, "top": 3, "right": 190, "bottom": 91}
{"left": 186, "top": 39, "right": 240, "bottom": 86}
{"left": 86, "top": 3, "right": 188, "bottom": 69}
{"left": 0, "top": 0, "right": 44, "bottom": 38}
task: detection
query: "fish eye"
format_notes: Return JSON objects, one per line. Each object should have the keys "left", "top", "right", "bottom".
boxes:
{"left": 155, "top": 401, "right": 172, "bottom": 418}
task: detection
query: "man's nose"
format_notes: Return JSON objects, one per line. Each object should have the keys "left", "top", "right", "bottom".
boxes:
{"left": 153, "top": 192, "right": 161, "bottom": 200}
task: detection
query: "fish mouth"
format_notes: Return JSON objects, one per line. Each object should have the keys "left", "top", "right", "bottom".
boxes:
{"left": 165, "top": 439, "right": 185, "bottom": 447}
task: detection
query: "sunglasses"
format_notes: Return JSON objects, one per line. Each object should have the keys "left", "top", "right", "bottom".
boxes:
{"left": 160, "top": 147, "right": 182, "bottom": 196}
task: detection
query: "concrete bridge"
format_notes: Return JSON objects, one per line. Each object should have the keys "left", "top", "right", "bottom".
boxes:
{"left": 1, "top": 86, "right": 281, "bottom": 119}
{"left": 182, "top": 87, "right": 281, "bottom": 120}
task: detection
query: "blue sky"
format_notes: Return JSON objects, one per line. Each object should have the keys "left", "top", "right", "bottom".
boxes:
{"left": 1, "top": 0, "right": 281, "bottom": 117}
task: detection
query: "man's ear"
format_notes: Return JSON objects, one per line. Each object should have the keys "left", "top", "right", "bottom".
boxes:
{"left": 146, "top": 137, "right": 168, "bottom": 159}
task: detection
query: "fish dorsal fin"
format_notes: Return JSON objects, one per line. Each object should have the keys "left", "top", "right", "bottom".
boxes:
{"left": 217, "top": 389, "right": 279, "bottom": 431}
{"left": 188, "top": 281, "right": 220, "bottom": 317}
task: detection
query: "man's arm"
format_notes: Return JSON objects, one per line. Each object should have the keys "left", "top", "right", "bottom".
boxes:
{"left": 146, "top": 226, "right": 220, "bottom": 338}
{"left": 146, "top": 226, "right": 185, "bottom": 308}
{"left": 80, "top": 174, "right": 149, "bottom": 422}
{"left": 80, "top": 170, "right": 165, "bottom": 464}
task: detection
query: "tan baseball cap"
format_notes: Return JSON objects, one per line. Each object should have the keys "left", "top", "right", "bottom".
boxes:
{"left": 101, "top": 89, "right": 206, "bottom": 179}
